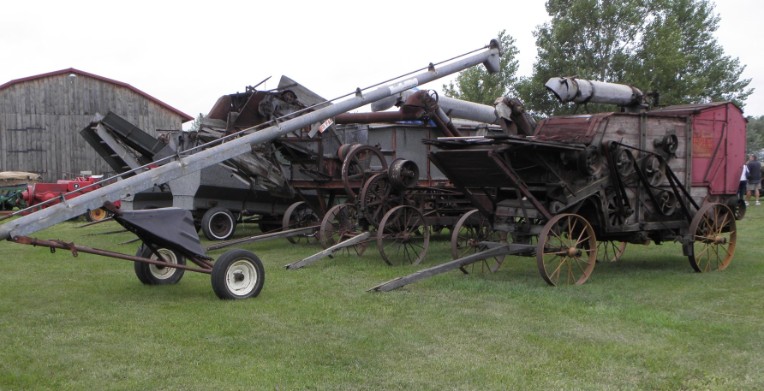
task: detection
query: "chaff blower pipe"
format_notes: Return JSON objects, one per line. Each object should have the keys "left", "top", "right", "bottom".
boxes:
{"left": 545, "top": 76, "right": 644, "bottom": 108}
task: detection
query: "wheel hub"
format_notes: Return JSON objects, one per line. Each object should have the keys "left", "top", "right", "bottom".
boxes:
{"left": 567, "top": 247, "right": 582, "bottom": 257}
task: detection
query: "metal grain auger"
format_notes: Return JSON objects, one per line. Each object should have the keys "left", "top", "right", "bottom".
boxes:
{"left": 0, "top": 39, "right": 502, "bottom": 299}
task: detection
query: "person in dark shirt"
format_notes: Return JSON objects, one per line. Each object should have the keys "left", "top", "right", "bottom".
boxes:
{"left": 746, "top": 154, "right": 762, "bottom": 205}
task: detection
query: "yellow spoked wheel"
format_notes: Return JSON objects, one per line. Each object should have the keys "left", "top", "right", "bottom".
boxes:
{"left": 536, "top": 213, "right": 597, "bottom": 286}
{"left": 688, "top": 202, "right": 736, "bottom": 272}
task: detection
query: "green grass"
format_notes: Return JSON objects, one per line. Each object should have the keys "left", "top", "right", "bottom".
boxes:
{"left": 1, "top": 206, "right": 763, "bottom": 390}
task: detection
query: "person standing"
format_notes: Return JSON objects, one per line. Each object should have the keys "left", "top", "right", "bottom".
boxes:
{"left": 740, "top": 163, "right": 749, "bottom": 202}
{"left": 746, "top": 154, "right": 762, "bottom": 205}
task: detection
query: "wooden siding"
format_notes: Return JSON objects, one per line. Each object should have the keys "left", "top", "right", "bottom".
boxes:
{"left": 0, "top": 73, "right": 186, "bottom": 181}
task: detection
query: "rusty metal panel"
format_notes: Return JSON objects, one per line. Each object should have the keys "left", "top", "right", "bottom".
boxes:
{"left": 534, "top": 114, "right": 609, "bottom": 144}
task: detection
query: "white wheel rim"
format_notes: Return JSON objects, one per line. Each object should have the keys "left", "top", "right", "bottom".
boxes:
{"left": 149, "top": 248, "right": 179, "bottom": 280}
{"left": 225, "top": 259, "right": 258, "bottom": 296}
{"left": 210, "top": 212, "right": 234, "bottom": 239}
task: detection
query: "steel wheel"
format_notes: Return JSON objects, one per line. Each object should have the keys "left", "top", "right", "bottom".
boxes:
{"left": 388, "top": 158, "right": 419, "bottom": 189}
{"left": 596, "top": 241, "right": 627, "bottom": 263}
{"left": 450, "top": 209, "right": 506, "bottom": 273}
{"left": 341, "top": 145, "right": 388, "bottom": 201}
{"left": 359, "top": 172, "right": 398, "bottom": 227}
{"left": 134, "top": 245, "right": 186, "bottom": 285}
{"left": 688, "top": 202, "right": 736, "bottom": 272}
{"left": 377, "top": 205, "right": 430, "bottom": 266}
{"left": 536, "top": 213, "right": 597, "bottom": 286}
{"left": 337, "top": 143, "right": 359, "bottom": 161}
{"left": 86, "top": 207, "right": 109, "bottom": 222}
{"left": 211, "top": 249, "right": 265, "bottom": 300}
{"left": 282, "top": 201, "right": 319, "bottom": 244}
{"left": 319, "top": 203, "right": 367, "bottom": 255}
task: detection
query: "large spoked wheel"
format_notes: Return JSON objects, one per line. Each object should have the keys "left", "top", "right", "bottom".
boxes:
{"left": 319, "top": 203, "right": 367, "bottom": 255}
{"left": 536, "top": 213, "right": 597, "bottom": 286}
{"left": 134, "top": 245, "right": 186, "bottom": 285}
{"left": 377, "top": 205, "right": 430, "bottom": 266}
{"left": 359, "top": 172, "right": 398, "bottom": 227}
{"left": 688, "top": 202, "right": 736, "bottom": 272}
{"left": 596, "top": 241, "right": 627, "bottom": 263}
{"left": 201, "top": 207, "right": 236, "bottom": 241}
{"left": 341, "top": 145, "right": 388, "bottom": 201}
{"left": 451, "top": 209, "right": 506, "bottom": 273}
{"left": 282, "top": 201, "right": 319, "bottom": 244}
{"left": 211, "top": 249, "right": 265, "bottom": 300}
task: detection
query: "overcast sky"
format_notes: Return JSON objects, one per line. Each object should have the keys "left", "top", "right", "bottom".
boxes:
{"left": 1, "top": 0, "right": 761, "bottom": 125}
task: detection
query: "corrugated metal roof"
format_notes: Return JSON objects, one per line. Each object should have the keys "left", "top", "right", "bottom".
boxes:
{"left": 0, "top": 67, "right": 193, "bottom": 122}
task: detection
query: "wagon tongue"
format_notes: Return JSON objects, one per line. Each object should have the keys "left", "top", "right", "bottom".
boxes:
{"left": 112, "top": 207, "right": 206, "bottom": 259}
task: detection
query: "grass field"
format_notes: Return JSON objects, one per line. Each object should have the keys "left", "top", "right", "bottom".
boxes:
{"left": 1, "top": 205, "right": 763, "bottom": 390}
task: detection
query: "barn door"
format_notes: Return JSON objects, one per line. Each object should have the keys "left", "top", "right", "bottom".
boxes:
{"left": 6, "top": 126, "right": 47, "bottom": 178}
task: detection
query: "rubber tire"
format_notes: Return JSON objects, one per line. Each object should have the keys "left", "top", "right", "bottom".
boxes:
{"left": 211, "top": 249, "right": 265, "bottom": 300}
{"left": 201, "top": 207, "right": 236, "bottom": 241}
{"left": 134, "top": 245, "right": 186, "bottom": 285}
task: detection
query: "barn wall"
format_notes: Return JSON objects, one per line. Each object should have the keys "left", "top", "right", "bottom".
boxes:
{"left": 0, "top": 74, "right": 186, "bottom": 181}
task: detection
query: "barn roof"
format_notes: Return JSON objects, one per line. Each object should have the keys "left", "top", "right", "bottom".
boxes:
{"left": 0, "top": 67, "right": 193, "bottom": 122}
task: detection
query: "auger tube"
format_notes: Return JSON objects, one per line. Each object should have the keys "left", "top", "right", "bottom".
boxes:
{"left": 0, "top": 38, "right": 501, "bottom": 240}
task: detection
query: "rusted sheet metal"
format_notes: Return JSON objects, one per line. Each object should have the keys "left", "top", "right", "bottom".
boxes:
{"left": 337, "top": 90, "right": 461, "bottom": 137}
{"left": 533, "top": 113, "right": 610, "bottom": 144}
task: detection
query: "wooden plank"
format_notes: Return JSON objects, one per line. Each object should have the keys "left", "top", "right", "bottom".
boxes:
{"left": 285, "top": 232, "right": 371, "bottom": 270}
{"left": 368, "top": 243, "right": 530, "bottom": 292}
{"left": 206, "top": 225, "right": 319, "bottom": 252}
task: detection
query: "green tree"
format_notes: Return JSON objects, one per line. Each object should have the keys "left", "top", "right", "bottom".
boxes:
{"left": 517, "top": 0, "right": 752, "bottom": 116}
{"left": 187, "top": 113, "right": 204, "bottom": 132}
{"left": 747, "top": 116, "right": 764, "bottom": 152}
{"left": 632, "top": 0, "right": 752, "bottom": 107}
{"left": 442, "top": 30, "right": 520, "bottom": 105}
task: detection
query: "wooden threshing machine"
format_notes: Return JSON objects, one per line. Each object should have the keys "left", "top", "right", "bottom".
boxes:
{"left": 372, "top": 77, "right": 746, "bottom": 291}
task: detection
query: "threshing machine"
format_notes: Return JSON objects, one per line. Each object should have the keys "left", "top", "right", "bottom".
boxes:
{"left": 372, "top": 76, "right": 745, "bottom": 291}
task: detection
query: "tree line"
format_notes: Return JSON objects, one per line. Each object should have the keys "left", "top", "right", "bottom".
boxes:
{"left": 444, "top": 0, "right": 757, "bottom": 148}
